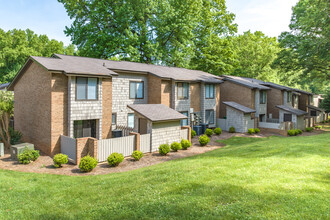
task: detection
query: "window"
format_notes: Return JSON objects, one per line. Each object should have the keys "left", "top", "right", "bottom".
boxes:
{"left": 205, "top": 84, "right": 215, "bottom": 99}
{"left": 127, "top": 113, "right": 135, "bottom": 128}
{"left": 180, "top": 111, "right": 188, "bottom": 126}
{"left": 283, "top": 114, "right": 292, "bottom": 122}
{"left": 129, "top": 81, "right": 144, "bottom": 99}
{"left": 287, "top": 92, "right": 292, "bottom": 103}
{"left": 74, "top": 120, "right": 96, "bottom": 138}
{"left": 311, "top": 110, "right": 317, "bottom": 116}
{"left": 259, "top": 114, "right": 265, "bottom": 122}
{"left": 112, "top": 113, "right": 117, "bottom": 125}
{"left": 76, "top": 77, "right": 98, "bottom": 100}
{"left": 205, "top": 110, "right": 215, "bottom": 124}
{"left": 177, "top": 82, "right": 189, "bottom": 99}
{"left": 260, "top": 91, "right": 267, "bottom": 104}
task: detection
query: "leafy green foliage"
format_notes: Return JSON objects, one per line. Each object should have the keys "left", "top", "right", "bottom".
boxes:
{"left": 277, "top": 0, "right": 330, "bottom": 93}
{"left": 159, "top": 144, "right": 170, "bottom": 156}
{"left": 132, "top": 151, "right": 143, "bottom": 161}
{"left": 214, "top": 128, "right": 222, "bottom": 135}
{"left": 229, "top": 126, "right": 236, "bottom": 133}
{"left": 17, "top": 147, "right": 39, "bottom": 164}
{"left": 181, "top": 139, "right": 191, "bottom": 150}
{"left": 254, "top": 128, "right": 260, "bottom": 133}
{"left": 170, "top": 142, "right": 182, "bottom": 152}
{"left": 199, "top": 135, "right": 210, "bottom": 146}
{"left": 248, "top": 128, "right": 255, "bottom": 135}
{"left": 205, "top": 128, "right": 213, "bottom": 136}
{"left": 288, "top": 130, "right": 297, "bottom": 136}
{"left": 58, "top": 0, "right": 236, "bottom": 68}
{"left": 107, "top": 153, "right": 124, "bottom": 167}
{"left": 0, "top": 28, "right": 75, "bottom": 83}
{"left": 53, "top": 153, "right": 68, "bottom": 168}
{"left": 9, "top": 128, "right": 22, "bottom": 145}
{"left": 314, "top": 125, "right": 322, "bottom": 129}
{"left": 305, "top": 127, "right": 314, "bottom": 132}
{"left": 191, "top": 130, "right": 197, "bottom": 138}
{"left": 79, "top": 155, "right": 97, "bottom": 172}
{"left": 320, "top": 90, "right": 330, "bottom": 112}
{"left": 296, "top": 129, "right": 303, "bottom": 135}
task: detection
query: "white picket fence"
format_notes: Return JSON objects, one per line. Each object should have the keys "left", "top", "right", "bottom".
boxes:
{"left": 180, "top": 129, "right": 189, "bottom": 140}
{"left": 97, "top": 135, "right": 135, "bottom": 162}
{"left": 140, "top": 134, "right": 151, "bottom": 153}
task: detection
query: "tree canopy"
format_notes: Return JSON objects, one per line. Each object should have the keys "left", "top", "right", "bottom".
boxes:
{"left": 59, "top": 0, "right": 237, "bottom": 68}
{"left": 0, "top": 28, "right": 75, "bottom": 83}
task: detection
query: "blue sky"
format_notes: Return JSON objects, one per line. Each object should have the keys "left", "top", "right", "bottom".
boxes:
{"left": 0, "top": 0, "right": 299, "bottom": 46}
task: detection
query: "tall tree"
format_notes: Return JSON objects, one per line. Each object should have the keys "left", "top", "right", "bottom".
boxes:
{"left": 0, "top": 28, "right": 75, "bottom": 83}
{"left": 229, "top": 31, "right": 281, "bottom": 82}
{"left": 277, "top": 0, "right": 330, "bottom": 92}
{"left": 58, "top": 0, "right": 236, "bottom": 67}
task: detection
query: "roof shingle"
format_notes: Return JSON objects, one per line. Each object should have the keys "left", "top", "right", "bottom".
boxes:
{"left": 223, "top": 101, "right": 256, "bottom": 113}
{"left": 276, "top": 105, "right": 308, "bottom": 116}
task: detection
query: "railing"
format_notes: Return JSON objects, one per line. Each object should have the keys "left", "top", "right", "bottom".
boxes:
{"left": 266, "top": 118, "right": 280, "bottom": 123}
{"left": 116, "top": 125, "right": 134, "bottom": 136}
{"left": 98, "top": 135, "right": 135, "bottom": 162}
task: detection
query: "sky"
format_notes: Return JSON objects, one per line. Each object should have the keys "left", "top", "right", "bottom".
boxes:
{"left": 0, "top": 0, "right": 299, "bottom": 46}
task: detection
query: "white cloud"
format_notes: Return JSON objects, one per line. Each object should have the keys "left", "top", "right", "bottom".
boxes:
{"left": 226, "top": 0, "right": 299, "bottom": 37}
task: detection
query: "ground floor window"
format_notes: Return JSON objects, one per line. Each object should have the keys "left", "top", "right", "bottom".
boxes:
{"left": 180, "top": 111, "right": 188, "bottom": 126}
{"left": 128, "top": 113, "right": 135, "bottom": 128}
{"left": 74, "top": 120, "right": 96, "bottom": 138}
{"left": 205, "top": 109, "right": 215, "bottom": 124}
{"left": 283, "top": 114, "right": 292, "bottom": 122}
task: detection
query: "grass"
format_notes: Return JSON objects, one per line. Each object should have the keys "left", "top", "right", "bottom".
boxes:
{"left": 0, "top": 133, "right": 329, "bottom": 219}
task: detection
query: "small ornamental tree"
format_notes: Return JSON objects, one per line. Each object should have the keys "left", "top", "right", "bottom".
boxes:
{"left": 0, "top": 91, "right": 14, "bottom": 149}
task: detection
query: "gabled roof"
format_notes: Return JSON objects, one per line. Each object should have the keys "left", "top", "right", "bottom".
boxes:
{"left": 260, "top": 82, "right": 293, "bottom": 91}
{"left": 222, "top": 75, "right": 270, "bottom": 90}
{"left": 308, "top": 105, "right": 325, "bottom": 112}
{"left": 127, "top": 104, "right": 187, "bottom": 122}
{"left": 0, "top": 83, "right": 10, "bottom": 90}
{"left": 223, "top": 101, "right": 256, "bottom": 113}
{"left": 276, "top": 105, "right": 308, "bottom": 116}
{"left": 293, "top": 88, "right": 313, "bottom": 95}
{"left": 54, "top": 54, "right": 222, "bottom": 83}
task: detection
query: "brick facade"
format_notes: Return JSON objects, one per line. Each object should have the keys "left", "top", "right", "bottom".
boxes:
{"left": 148, "top": 74, "right": 161, "bottom": 104}
{"left": 161, "top": 80, "right": 172, "bottom": 107}
{"left": 14, "top": 61, "right": 52, "bottom": 155}
{"left": 102, "top": 78, "right": 112, "bottom": 139}
{"left": 190, "top": 83, "right": 201, "bottom": 112}
{"left": 266, "top": 88, "right": 283, "bottom": 119}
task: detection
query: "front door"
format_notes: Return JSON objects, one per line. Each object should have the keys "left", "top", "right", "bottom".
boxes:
{"left": 139, "top": 118, "right": 148, "bottom": 134}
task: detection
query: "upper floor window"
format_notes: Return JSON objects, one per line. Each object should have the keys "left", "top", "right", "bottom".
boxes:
{"left": 287, "top": 92, "right": 292, "bottom": 103}
{"left": 76, "top": 77, "right": 98, "bottom": 100}
{"left": 129, "top": 81, "right": 144, "bottom": 99}
{"left": 260, "top": 91, "right": 267, "bottom": 104}
{"left": 177, "top": 82, "right": 189, "bottom": 100}
{"left": 205, "top": 84, "right": 215, "bottom": 99}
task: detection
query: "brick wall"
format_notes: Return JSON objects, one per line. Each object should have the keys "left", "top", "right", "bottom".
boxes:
{"left": 51, "top": 73, "right": 68, "bottom": 155}
{"left": 102, "top": 78, "right": 112, "bottom": 139}
{"left": 190, "top": 83, "right": 201, "bottom": 112}
{"left": 13, "top": 61, "right": 52, "bottom": 155}
{"left": 148, "top": 74, "right": 161, "bottom": 104}
{"left": 267, "top": 88, "right": 283, "bottom": 119}
{"left": 216, "top": 84, "right": 220, "bottom": 118}
{"left": 161, "top": 80, "right": 171, "bottom": 107}
{"left": 219, "top": 81, "right": 253, "bottom": 118}
{"left": 298, "top": 93, "right": 309, "bottom": 112}
{"left": 76, "top": 137, "right": 98, "bottom": 165}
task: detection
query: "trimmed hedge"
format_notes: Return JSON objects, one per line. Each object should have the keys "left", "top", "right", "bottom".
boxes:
{"left": 306, "top": 127, "right": 314, "bottom": 132}
{"left": 79, "top": 155, "right": 97, "bottom": 172}
{"left": 199, "top": 135, "right": 210, "bottom": 146}
{"left": 248, "top": 128, "right": 255, "bottom": 135}
{"left": 191, "top": 130, "right": 197, "bottom": 138}
{"left": 205, "top": 128, "right": 213, "bottom": 136}
{"left": 214, "top": 128, "right": 222, "bottom": 135}
{"left": 229, "top": 126, "right": 235, "bottom": 133}
{"left": 254, "top": 128, "right": 260, "bottom": 133}
{"left": 132, "top": 151, "right": 143, "bottom": 161}
{"left": 53, "top": 153, "right": 68, "bottom": 168}
{"left": 181, "top": 139, "right": 191, "bottom": 150}
{"left": 107, "top": 152, "right": 124, "bottom": 167}
{"left": 159, "top": 144, "right": 170, "bottom": 155}
{"left": 171, "top": 142, "right": 182, "bottom": 152}
{"left": 17, "top": 147, "right": 40, "bottom": 164}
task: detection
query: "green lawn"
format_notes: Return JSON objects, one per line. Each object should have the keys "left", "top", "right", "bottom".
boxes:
{"left": 1, "top": 133, "right": 329, "bottom": 219}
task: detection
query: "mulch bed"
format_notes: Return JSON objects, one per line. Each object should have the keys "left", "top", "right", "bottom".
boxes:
{"left": 0, "top": 129, "right": 327, "bottom": 176}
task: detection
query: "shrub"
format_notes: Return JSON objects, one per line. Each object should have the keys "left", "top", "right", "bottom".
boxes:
{"left": 254, "top": 128, "right": 260, "bottom": 133}
{"left": 287, "top": 130, "right": 296, "bottom": 136}
{"left": 79, "top": 155, "right": 97, "bottom": 172}
{"left": 214, "top": 128, "right": 222, "bottom": 135}
{"left": 132, "top": 150, "right": 143, "bottom": 161}
{"left": 17, "top": 147, "right": 39, "bottom": 164}
{"left": 199, "top": 135, "right": 210, "bottom": 146}
{"left": 296, "top": 129, "right": 303, "bottom": 135}
{"left": 107, "top": 153, "right": 124, "bottom": 167}
{"left": 159, "top": 144, "right": 170, "bottom": 155}
{"left": 248, "top": 128, "right": 255, "bottom": 135}
{"left": 9, "top": 127, "right": 22, "bottom": 145}
{"left": 171, "top": 142, "right": 182, "bottom": 152}
{"left": 53, "top": 153, "right": 68, "bottom": 168}
{"left": 205, "top": 128, "right": 213, "bottom": 136}
{"left": 181, "top": 139, "right": 191, "bottom": 150}
{"left": 229, "top": 126, "right": 235, "bottom": 133}
{"left": 191, "top": 130, "right": 197, "bottom": 138}
{"left": 305, "top": 127, "right": 314, "bottom": 132}
{"left": 315, "top": 125, "right": 322, "bottom": 129}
